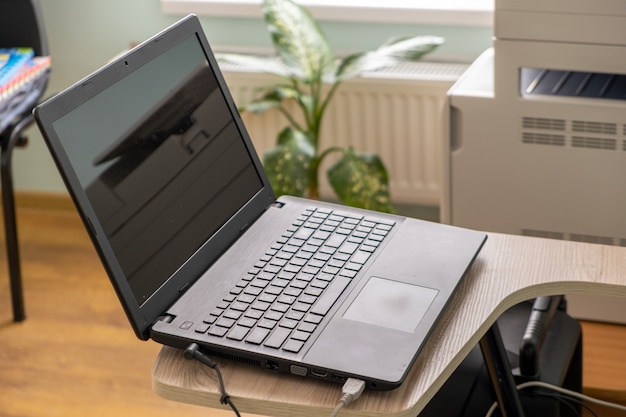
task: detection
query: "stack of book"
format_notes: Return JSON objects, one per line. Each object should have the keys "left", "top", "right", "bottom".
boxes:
{"left": 0, "top": 47, "right": 51, "bottom": 127}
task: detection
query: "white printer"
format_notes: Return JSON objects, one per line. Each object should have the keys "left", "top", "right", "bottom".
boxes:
{"left": 445, "top": 0, "right": 626, "bottom": 323}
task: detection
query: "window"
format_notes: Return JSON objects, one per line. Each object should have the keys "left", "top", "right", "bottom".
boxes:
{"left": 161, "top": 0, "right": 494, "bottom": 26}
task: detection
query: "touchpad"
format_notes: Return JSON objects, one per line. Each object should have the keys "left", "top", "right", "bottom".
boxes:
{"left": 343, "top": 277, "right": 438, "bottom": 333}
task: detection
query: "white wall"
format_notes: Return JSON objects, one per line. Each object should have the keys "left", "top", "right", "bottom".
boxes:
{"left": 14, "top": 0, "right": 491, "bottom": 194}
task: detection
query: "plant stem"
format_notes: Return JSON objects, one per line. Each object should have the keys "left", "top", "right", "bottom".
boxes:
{"left": 307, "top": 146, "right": 344, "bottom": 199}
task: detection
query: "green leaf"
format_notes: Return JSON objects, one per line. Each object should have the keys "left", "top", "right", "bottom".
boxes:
{"left": 328, "top": 148, "right": 396, "bottom": 213}
{"left": 240, "top": 84, "right": 301, "bottom": 113}
{"left": 263, "top": 127, "right": 315, "bottom": 197}
{"left": 335, "top": 35, "right": 444, "bottom": 81}
{"left": 262, "top": 0, "right": 336, "bottom": 84}
{"left": 242, "top": 94, "right": 282, "bottom": 114}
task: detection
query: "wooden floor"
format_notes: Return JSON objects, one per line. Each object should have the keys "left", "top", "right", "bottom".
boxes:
{"left": 0, "top": 194, "right": 625, "bottom": 417}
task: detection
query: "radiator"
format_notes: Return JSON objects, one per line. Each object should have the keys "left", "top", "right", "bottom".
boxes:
{"left": 221, "top": 61, "right": 468, "bottom": 206}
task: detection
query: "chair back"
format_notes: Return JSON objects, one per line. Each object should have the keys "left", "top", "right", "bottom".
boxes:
{"left": 0, "top": 0, "right": 49, "bottom": 56}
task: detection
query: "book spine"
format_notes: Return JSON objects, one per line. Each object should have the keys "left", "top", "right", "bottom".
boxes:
{"left": 0, "top": 55, "right": 51, "bottom": 104}
{"left": 0, "top": 48, "right": 35, "bottom": 86}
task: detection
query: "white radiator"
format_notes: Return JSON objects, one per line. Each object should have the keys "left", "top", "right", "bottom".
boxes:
{"left": 221, "top": 61, "right": 468, "bottom": 206}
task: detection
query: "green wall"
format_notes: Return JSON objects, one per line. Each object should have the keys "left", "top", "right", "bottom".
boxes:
{"left": 14, "top": 0, "right": 492, "bottom": 193}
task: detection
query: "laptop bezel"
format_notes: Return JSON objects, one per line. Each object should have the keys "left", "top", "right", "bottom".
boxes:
{"left": 33, "top": 15, "right": 276, "bottom": 340}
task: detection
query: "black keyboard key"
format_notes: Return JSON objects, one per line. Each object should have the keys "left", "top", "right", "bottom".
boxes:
{"left": 195, "top": 323, "right": 210, "bottom": 334}
{"left": 230, "top": 301, "right": 250, "bottom": 311}
{"left": 250, "top": 278, "right": 270, "bottom": 288}
{"left": 291, "top": 302, "right": 310, "bottom": 313}
{"left": 338, "top": 242, "right": 358, "bottom": 255}
{"left": 304, "top": 287, "right": 323, "bottom": 297}
{"left": 290, "top": 280, "right": 308, "bottom": 289}
{"left": 238, "top": 317, "right": 257, "bottom": 328}
{"left": 243, "top": 286, "right": 263, "bottom": 296}
{"left": 291, "top": 330, "right": 311, "bottom": 342}
{"left": 265, "top": 285, "right": 283, "bottom": 295}
{"left": 251, "top": 301, "right": 271, "bottom": 311}
{"left": 298, "top": 322, "right": 317, "bottom": 333}
{"left": 223, "top": 310, "right": 242, "bottom": 320}
{"left": 244, "top": 309, "right": 264, "bottom": 320}
{"left": 227, "top": 325, "right": 250, "bottom": 341}
{"left": 257, "top": 271, "right": 276, "bottom": 280}
{"left": 286, "top": 310, "right": 305, "bottom": 321}
{"left": 360, "top": 244, "right": 377, "bottom": 253}
{"left": 277, "top": 295, "right": 297, "bottom": 305}
{"left": 283, "top": 339, "right": 305, "bottom": 353}
{"left": 310, "top": 276, "right": 351, "bottom": 316}
{"left": 344, "top": 262, "right": 361, "bottom": 271}
{"left": 339, "top": 268, "right": 358, "bottom": 278}
{"left": 257, "top": 318, "right": 277, "bottom": 329}
{"left": 215, "top": 317, "right": 236, "bottom": 328}
{"left": 264, "top": 327, "right": 291, "bottom": 349}
{"left": 246, "top": 327, "right": 270, "bottom": 345}
{"left": 208, "top": 326, "right": 228, "bottom": 337}
{"left": 279, "top": 319, "right": 298, "bottom": 329}
{"left": 351, "top": 250, "right": 370, "bottom": 265}
{"left": 284, "top": 288, "right": 302, "bottom": 297}
{"left": 304, "top": 314, "right": 323, "bottom": 324}
{"left": 270, "top": 302, "right": 290, "bottom": 313}
{"left": 293, "top": 227, "right": 314, "bottom": 240}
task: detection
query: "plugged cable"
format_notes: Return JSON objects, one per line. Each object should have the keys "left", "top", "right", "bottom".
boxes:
{"left": 184, "top": 343, "right": 241, "bottom": 417}
{"left": 484, "top": 380, "right": 626, "bottom": 417}
{"left": 330, "top": 378, "right": 366, "bottom": 417}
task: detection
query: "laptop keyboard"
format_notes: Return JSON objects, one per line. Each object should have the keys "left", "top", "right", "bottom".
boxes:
{"left": 194, "top": 207, "right": 395, "bottom": 353}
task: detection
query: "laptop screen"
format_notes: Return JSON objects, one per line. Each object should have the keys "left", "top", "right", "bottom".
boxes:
{"left": 51, "top": 33, "right": 264, "bottom": 305}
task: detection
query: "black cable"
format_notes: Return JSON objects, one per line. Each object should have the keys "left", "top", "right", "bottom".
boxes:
{"left": 520, "top": 390, "right": 582, "bottom": 417}
{"left": 184, "top": 343, "right": 241, "bottom": 417}
{"left": 520, "top": 387, "right": 600, "bottom": 417}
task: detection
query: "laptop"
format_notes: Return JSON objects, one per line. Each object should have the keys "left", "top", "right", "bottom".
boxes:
{"left": 34, "top": 15, "right": 486, "bottom": 391}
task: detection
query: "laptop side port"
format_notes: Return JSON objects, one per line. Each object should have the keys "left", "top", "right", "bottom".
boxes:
{"left": 310, "top": 369, "right": 328, "bottom": 378}
{"left": 289, "top": 365, "right": 308, "bottom": 377}
{"left": 265, "top": 360, "right": 279, "bottom": 371}
{"left": 331, "top": 374, "right": 347, "bottom": 383}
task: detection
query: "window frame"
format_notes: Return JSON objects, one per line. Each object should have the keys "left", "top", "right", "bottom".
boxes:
{"left": 160, "top": 0, "right": 494, "bottom": 26}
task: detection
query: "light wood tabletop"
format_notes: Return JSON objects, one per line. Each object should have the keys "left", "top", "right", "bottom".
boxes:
{"left": 152, "top": 232, "right": 626, "bottom": 417}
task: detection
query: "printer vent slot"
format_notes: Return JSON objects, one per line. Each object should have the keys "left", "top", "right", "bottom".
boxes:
{"left": 572, "top": 121, "right": 617, "bottom": 135}
{"left": 523, "top": 229, "right": 618, "bottom": 246}
{"left": 522, "top": 117, "right": 565, "bottom": 131}
{"left": 571, "top": 136, "right": 616, "bottom": 150}
{"left": 570, "top": 234, "right": 614, "bottom": 246}
{"left": 522, "top": 229, "right": 565, "bottom": 240}
{"left": 522, "top": 132, "right": 565, "bottom": 146}
{"left": 521, "top": 68, "right": 626, "bottom": 101}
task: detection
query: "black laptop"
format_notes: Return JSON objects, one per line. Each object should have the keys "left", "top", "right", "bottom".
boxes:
{"left": 34, "top": 15, "right": 486, "bottom": 391}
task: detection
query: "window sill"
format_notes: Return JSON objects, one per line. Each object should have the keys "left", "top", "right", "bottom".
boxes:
{"left": 160, "top": 0, "right": 494, "bottom": 27}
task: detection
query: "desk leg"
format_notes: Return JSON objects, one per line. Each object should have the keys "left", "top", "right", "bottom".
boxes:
{"left": 0, "top": 116, "right": 31, "bottom": 322}
{"left": 479, "top": 322, "right": 525, "bottom": 417}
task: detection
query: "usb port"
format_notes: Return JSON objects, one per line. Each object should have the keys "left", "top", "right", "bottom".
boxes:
{"left": 331, "top": 374, "right": 347, "bottom": 383}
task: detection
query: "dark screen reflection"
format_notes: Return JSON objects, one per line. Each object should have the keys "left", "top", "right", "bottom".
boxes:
{"left": 55, "top": 36, "right": 263, "bottom": 304}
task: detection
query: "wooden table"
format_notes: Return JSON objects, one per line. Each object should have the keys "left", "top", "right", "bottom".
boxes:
{"left": 152, "top": 232, "right": 626, "bottom": 417}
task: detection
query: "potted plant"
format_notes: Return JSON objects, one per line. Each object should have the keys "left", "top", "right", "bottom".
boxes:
{"left": 218, "top": 0, "right": 443, "bottom": 213}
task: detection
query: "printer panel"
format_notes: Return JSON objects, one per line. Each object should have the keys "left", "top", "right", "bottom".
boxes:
{"left": 494, "top": 40, "right": 626, "bottom": 101}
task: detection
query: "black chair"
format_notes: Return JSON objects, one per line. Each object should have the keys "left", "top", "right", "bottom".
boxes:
{"left": 0, "top": 0, "right": 50, "bottom": 321}
{"left": 419, "top": 296, "right": 582, "bottom": 417}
